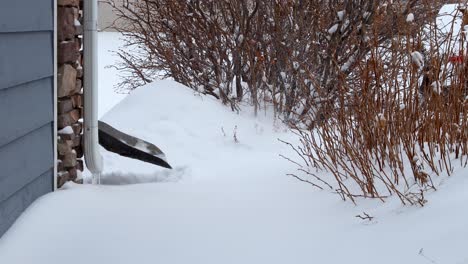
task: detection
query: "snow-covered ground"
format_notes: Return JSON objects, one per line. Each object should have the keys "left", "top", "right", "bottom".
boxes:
{"left": 0, "top": 33, "right": 467, "bottom": 264}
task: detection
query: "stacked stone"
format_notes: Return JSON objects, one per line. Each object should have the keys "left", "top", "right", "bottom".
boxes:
{"left": 57, "top": 0, "right": 84, "bottom": 187}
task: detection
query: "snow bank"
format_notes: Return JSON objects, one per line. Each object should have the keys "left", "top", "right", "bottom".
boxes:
{"left": 0, "top": 78, "right": 467, "bottom": 264}
{"left": 95, "top": 79, "right": 291, "bottom": 183}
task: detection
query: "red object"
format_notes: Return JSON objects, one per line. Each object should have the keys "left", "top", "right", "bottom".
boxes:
{"left": 449, "top": 55, "right": 464, "bottom": 64}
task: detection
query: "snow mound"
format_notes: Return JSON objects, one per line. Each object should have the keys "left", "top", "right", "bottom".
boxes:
{"left": 96, "top": 79, "right": 291, "bottom": 184}
{"left": 0, "top": 78, "right": 467, "bottom": 264}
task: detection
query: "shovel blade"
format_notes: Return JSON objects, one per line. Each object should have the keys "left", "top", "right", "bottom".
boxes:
{"left": 98, "top": 120, "right": 172, "bottom": 169}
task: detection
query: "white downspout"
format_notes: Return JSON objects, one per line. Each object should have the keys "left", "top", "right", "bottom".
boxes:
{"left": 83, "top": 0, "right": 103, "bottom": 184}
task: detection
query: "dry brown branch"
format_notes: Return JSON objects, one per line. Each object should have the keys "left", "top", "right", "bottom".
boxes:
{"left": 355, "top": 212, "right": 375, "bottom": 221}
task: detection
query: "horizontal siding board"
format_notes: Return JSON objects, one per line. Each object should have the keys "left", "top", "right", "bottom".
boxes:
{"left": 0, "top": 0, "right": 53, "bottom": 33}
{"left": 0, "top": 32, "right": 53, "bottom": 90}
{"left": 0, "top": 124, "right": 54, "bottom": 204}
{"left": 0, "top": 169, "right": 53, "bottom": 236}
{"left": 0, "top": 78, "right": 54, "bottom": 147}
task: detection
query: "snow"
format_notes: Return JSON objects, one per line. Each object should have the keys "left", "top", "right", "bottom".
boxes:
{"left": 337, "top": 10, "right": 345, "bottom": 21}
{"left": 237, "top": 34, "right": 244, "bottom": 44}
{"left": 1, "top": 27, "right": 468, "bottom": 264}
{"left": 363, "top": 11, "right": 371, "bottom": 19}
{"left": 328, "top": 23, "right": 339, "bottom": 34}
{"left": 438, "top": 4, "right": 461, "bottom": 31}
{"left": 436, "top": 4, "right": 463, "bottom": 53}
{"left": 411, "top": 51, "right": 424, "bottom": 69}
{"left": 58, "top": 126, "right": 73, "bottom": 135}
{"left": 97, "top": 32, "right": 128, "bottom": 117}
{"left": 406, "top": 13, "right": 415, "bottom": 23}
{"left": 57, "top": 171, "right": 67, "bottom": 177}
{"left": 340, "top": 55, "right": 355, "bottom": 72}
{"left": 280, "top": 71, "right": 287, "bottom": 80}
{"left": 431, "top": 81, "right": 442, "bottom": 94}
{"left": 292, "top": 61, "right": 299, "bottom": 70}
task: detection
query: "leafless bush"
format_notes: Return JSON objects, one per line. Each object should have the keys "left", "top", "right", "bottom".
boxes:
{"left": 108, "top": 0, "right": 467, "bottom": 204}
{"left": 109, "top": 0, "right": 444, "bottom": 116}
{"left": 287, "top": 2, "right": 468, "bottom": 205}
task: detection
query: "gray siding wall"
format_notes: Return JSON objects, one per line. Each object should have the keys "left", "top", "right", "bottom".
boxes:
{"left": 0, "top": 0, "right": 55, "bottom": 236}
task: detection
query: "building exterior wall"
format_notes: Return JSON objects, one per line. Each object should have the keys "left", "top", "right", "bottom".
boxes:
{"left": 98, "top": 0, "right": 119, "bottom": 31}
{"left": 98, "top": 0, "right": 133, "bottom": 31}
{"left": 0, "top": 0, "right": 55, "bottom": 236}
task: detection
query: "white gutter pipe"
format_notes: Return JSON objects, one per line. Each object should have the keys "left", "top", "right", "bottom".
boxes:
{"left": 83, "top": 0, "right": 103, "bottom": 184}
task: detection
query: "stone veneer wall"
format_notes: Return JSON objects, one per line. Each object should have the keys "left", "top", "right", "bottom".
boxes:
{"left": 57, "top": 0, "right": 84, "bottom": 187}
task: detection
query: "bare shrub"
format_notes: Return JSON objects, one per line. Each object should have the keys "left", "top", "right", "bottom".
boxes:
{"left": 109, "top": 0, "right": 445, "bottom": 117}
{"left": 288, "top": 3, "right": 468, "bottom": 205}
{"left": 107, "top": 0, "right": 467, "bottom": 204}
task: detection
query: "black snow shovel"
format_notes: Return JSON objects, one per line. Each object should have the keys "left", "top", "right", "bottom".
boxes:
{"left": 98, "top": 120, "right": 172, "bottom": 169}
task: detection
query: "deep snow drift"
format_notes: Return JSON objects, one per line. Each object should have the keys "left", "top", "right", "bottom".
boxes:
{"left": 0, "top": 77, "right": 467, "bottom": 264}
